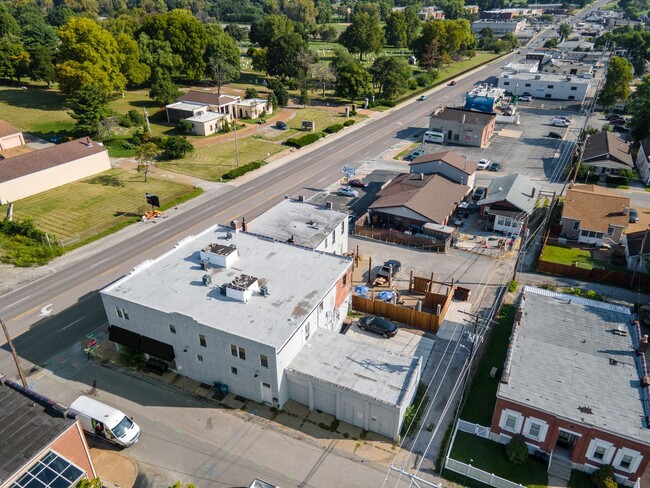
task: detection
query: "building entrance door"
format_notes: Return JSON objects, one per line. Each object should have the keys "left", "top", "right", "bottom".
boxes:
{"left": 556, "top": 430, "right": 579, "bottom": 453}
{"left": 261, "top": 382, "right": 273, "bottom": 405}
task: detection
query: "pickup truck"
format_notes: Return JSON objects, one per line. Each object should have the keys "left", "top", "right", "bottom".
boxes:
{"left": 373, "top": 260, "right": 401, "bottom": 286}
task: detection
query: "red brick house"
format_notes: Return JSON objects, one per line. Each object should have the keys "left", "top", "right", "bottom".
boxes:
{"left": 491, "top": 286, "right": 650, "bottom": 485}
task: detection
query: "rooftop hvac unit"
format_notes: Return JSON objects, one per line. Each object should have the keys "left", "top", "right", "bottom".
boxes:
{"left": 220, "top": 284, "right": 227, "bottom": 295}
{"left": 202, "top": 274, "right": 212, "bottom": 286}
{"left": 201, "top": 259, "right": 210, "bottom": 270}
{"left": 260, "top": 285, "right": 269, "bottom": 297}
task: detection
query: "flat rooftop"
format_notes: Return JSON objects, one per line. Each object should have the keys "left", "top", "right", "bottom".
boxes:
{"left": 186, "top": 111, "right": 226, "bottom": 123}
{"left": 499, "top": 72, "right": 592, "bottom": 82}
{"left": 287, "top": 329, "right": 421, "bottom": 408}
{"left": 167, "top": 101, "right": 206, "bottom": 111}
{"left": 0, "top": 382, "right": 74, "bottom": 483}
{"left": 498, "top": 286, "right": 650, "bottom": 443}
{"left": 102, "top": 226, "right": 352, "bottom": 350}
{"left": 246, "top": 199, "right": 348, "bottom": 249}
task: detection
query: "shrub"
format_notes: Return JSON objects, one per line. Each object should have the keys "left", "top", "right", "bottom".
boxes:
{"left": 324, "top": 123, "right": 344, "bottom": 134}
{"left": 401, "top": 383, "right": 428, "bottom": 437}
{"left": 244, "top": 87, "right": 258, "bottom": 99}
{"left": 408, "top": 78, "right": 418, "bottom": 90}
{"left": 285, "top": 132, "right": 324, "bottom": 148}
{"left": 343, "top": 119, "right": 355, "bottom": 127}
{"left": 508, "top": 280, "right": 518, "bottom": 293}
{"left": 606, "top": 175, "right": 630, "bottom": 186}
{"left": 505, "top": 435, "right": 529, "bottom": 464}
{"left": 222, "top": 160, "right": 265, "bottom": 180}
{"left": 370, "top": 99, "right": 396, "bottom": 108}
{"left": 157, "top": 136, "right": 194, "bottom": 160}
{"left": 591, "top": 465, "right": 617, "bottom": 488}
{"left": 176, "top": 120, "right": 193, "bottom": 134}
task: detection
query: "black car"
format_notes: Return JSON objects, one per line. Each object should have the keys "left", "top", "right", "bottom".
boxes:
{"left": 276, "top": 121, "right": 288, "bottom": 130}
{"left": 488, "top": 162, "right": 501, "bottom": 172}
{"left": 358, "top": 315, "right": 398, "bottom": 337}
{"left": 548, "top": 131, "right": 563, "bottom": 139}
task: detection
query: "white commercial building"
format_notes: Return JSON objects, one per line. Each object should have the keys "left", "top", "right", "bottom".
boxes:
{"left": 472, "top": 19, "right": 526, "bottom": 35}
{"left": 497, "top": 72, "right": 591, "bottom": 101}
{"left": 246, "top": 198, "right": 349, "bottom": 255}
{"left": 100, "top": 224, "right": 420, "bottom": 440}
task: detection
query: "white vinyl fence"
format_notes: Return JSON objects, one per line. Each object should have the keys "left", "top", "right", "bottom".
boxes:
{"left": 445, "top": 458, "right": 526, "bottom": 488}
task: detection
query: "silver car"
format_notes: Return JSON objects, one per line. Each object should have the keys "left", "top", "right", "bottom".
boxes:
{"left": 337, "top": 187, "right": 359, "bottom": 197}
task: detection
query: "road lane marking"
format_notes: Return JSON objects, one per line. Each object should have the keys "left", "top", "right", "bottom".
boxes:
{"left": 1, "top": 295, "right": 29, "bottom": 310}
{"left": 58, "top": 315, "right": 87, "bottom": 332}
{"left": 89, "top": 258, "right": 110, "bottom": 268}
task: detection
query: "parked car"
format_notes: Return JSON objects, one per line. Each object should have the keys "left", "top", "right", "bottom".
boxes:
{"left": 0, "top": 154, "right": 4, "bottom": 160}
{"left": 358, "top": 315, "right": 398, "bottom": 338}
{"left": 418, "top": 95, "right": 428, "bottom": 101}
{"left": 477, "top": 158, "right": 491, "bottom": 170}
{"left": 405, "top": 149, "right": 425, "bottom": 161}
{"left": 629, "top": 208, "right": 639, "bottom": 223}
{"left": 606, "top": 114, "right": 623, "bottom": 121}
{"left": 348, "top": 179, "right": 368, "bottom": 188}
{"left": 449, "top": 80, "right": 456, "bottom": 86}
{"left": 548, "top": 131, "right": 563, "bottom": 139}
{"left": 519, "top": 95, "right": 533, "bottom": 102}
{"left": 554, "top": 115, "right": 571, "bottom": 122}
{"left": 488, "top": 162, "right": 501, "bottom": 172}
{"left": 337, "top": 187, "right": 359, "bottom": 197}
{"left": 613, "top": 124, "right": 630, "bottom": 133}
{"left": 276, "top": 121, "right": 288, "bottom": 130}
{"left": 472, "top": 186, "right": 487, "bottom": 201}
{"left": 550, "top": 118, "right": 570, "bottom": 127}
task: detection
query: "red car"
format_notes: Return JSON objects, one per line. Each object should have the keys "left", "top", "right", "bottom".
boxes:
{"left": 348, "top": 179, "right": 368, "bottom": 188}
{"left": 449, "top": 80, "right": 456, "bottom": 86}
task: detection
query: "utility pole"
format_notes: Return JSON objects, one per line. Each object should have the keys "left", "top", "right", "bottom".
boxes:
{"left": 233, "top": 115, "right": 240, "bottom": 167}
{"left": 631, "top": 226, "right": 649, "bottom": 288}
{"left": 1, "top": 317, "right": 28, "bottom": 388}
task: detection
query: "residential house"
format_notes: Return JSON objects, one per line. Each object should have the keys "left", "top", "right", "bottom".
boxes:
{"left": 581, "top": 131, "right": 634, "bottom": 177}
{"left": 176, "top": 90, "right": 240, "bottom": 119}
{"left": 100, "top": 224, "right": 421, "bottom": 441}
{"left": 624, "top": 230, "right": 650, "bottom": 273}
{"left": 0, "top": 138, "right": 111, "bottom": 205}
{"left": 497, "top": 72, "right": 591, "bottom": 101}
{"left": 492, "top": 286, "right": 650, "bottom": 485}
{"left": 0, "top": 119, "right": 25, "bottom": 151}
{"left": 478, "top": 173, "right": 537, "bottom": 234}
{"left": 635, "top": 137, "right": 650, "bottom": 185}
{"left": 409, "top": 150, "right": 478, "bottom": 187}
{"left": 418, "top": 6, "right": 445, "bottom": 20}
{"left": 0, "top": 378, "right": 96, "bottom": 488}
{"left": 428, "top": 107, "right": 496, "bottom": 148}
{"left": 560, "top": 184, "right": 629, "bottom": 246}
{"left": 368, "top": 173, "right": 469, "bottom": 230}
{"left": 464, "top": 5, "right": 480, "bottom": 14}
{"left": 245, "top": 198, "right": 349, "bottom": 255}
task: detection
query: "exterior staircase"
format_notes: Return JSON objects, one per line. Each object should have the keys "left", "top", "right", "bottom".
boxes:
{"left": 548, "top": 449, "right": 573, "bottom": 488}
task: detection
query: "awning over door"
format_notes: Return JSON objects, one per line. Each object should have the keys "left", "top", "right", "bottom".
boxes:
{"left": 108, "top": 325, "right": 175, "bottom": 361}
{"left": 108, "top": 325, "right": 141, "bottom": 350}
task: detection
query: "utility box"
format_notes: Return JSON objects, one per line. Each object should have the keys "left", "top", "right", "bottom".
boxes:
{"left": 454, "top": 286, "right": 471, "bottom": 301}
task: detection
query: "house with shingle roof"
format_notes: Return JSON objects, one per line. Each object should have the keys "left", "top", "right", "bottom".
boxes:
{"left": 478, "top": 173, "right": 537, "bottom": 234}
{"left": 409, "top": 150, "right": 478, "bottom": 187}
{"left": 560, "top": 184, "right": 629, "bottom": 246}
{"left": 492, "top": 286, "right": 650, "bottom": 486}
{"left": 635, "top": 137, "right": 650, "bottom": 185}
{"left": 0, "top": 138, "right": 110, "bottom": 204}
{"left": 368, "top": 173, "right": 469, "bottom": 230}
{"left": 0, "top": 119, "right": 25, "bottom": 151}
{"left": 582, "top": 131, "right": 633, "bottom": 176}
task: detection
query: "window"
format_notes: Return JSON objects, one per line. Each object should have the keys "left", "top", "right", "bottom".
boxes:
{"left": 231, "top": 366, "right": 238, "bottom": 375}
{"left": 503, "top": 81, "right": 510, "bottom": 86}
{"left": 573, "top": 221, "right": 580, "bottom": 231}
{"left": 528, "top": 422, "right": 541, "bottom": 438}
{"left": 613, "top": 448, "right": 641, "bottom": 472}
{"left": 116, "top": 307, "right": 123, "bottom": 319}
{"left": 570, "top": 86, "right": 578, "bottom": 90}
{"left": 332, "top": 231, "right": 336, "bottom": 243}
{"left": 340, "top": 222, "right": 345, "bottom": 235}
{"left": 588, "top": 439, "right": 614, "bottom": 464}
{"left": 11, "top": 451, "right": 84, "bottom": 488}
{"left": 197, "top": 354, "right": 203, "bottom": 362}
{"left": 116, "top": 307, "right": 129, "bottom": 320}
{"left": 343, "top": 274, "right": 347, "bottom": 286}
{"left": 499, "top": 409, "right": 522, "bottom": 433}
{"left": 199, "top": 334, "right": 207, "bottom": 347}
{"left": 260, "top": 354, "right": 268, "bottom": 368}
{"left": 524, "top": 417, "right": 547, "bottom": 441}
{"left": 545, "top": 94, "right": 552, "bottom": 98}
{"left": 505, "top": 415, "right": 517, "bottom": 430}
{"left": 497, "top": 216, "right": 505, "bottom": 226}
{"left": 231, "top": 345, "right": 246, "bottom": 359}
{"left": 169, "top": 324, "right": 176, "bottom": 334}
{"left": 547, "top": 84, "right": 554, "bottom": 89}
{"left": 305, "top": 322, "right": 311, "bottom": 340}
{"left": 568, "top": 96, "right": 575, "bottom": 100}
{"left": 607, "top": 225, "right": 615, "bottom": 236}
{"left": 593, "top": 446, "right": 606, "bottom": 460}
{"left": 620, "top": 454, "right": 633, "bottom": 470}
{"left": 525, "top": 83, "right": 531, "bottom": 87}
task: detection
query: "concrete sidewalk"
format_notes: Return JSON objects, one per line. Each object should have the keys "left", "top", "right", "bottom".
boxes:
{"left": 89, "top": 448, "right": 138, "bottom": 488}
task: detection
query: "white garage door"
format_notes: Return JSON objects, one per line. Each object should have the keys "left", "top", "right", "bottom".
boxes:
{"left": 342, "top": 402, "right": 357, "bottom": 426}
{"left": 287, "top": 378, "right": 309, "bottom": 407}
{"left": 0, "top": 134, "right": 22, "bottom": 150}
{"left": 375, "top": 415, "right": 394, "bottom": 438}
{"left": 313, "top": 388, "right": 336, "bottom": 416}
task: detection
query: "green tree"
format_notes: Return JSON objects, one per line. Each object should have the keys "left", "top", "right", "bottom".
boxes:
{"left": 370, "top": 56, "right": 411, "bottom": 99}
{"left": 204, "top": 24, "right": 241, "bottom": 94}
{"left": 249, "top": 14, "right": 294, "bottom": 49}
{"left": 67, "top": 84, "right": 112, "bottom": 136}
{"left": 628, "top": 75, "right": 650, "bottom": 141}
{"left": 299, "top": 87, "right": 311, "bottom": 106}
{"left": 599, "top": 56, "right": 634, "bottom": 109}
{"left": 76, "top": 478, "right": 103, "bottom": 488}
{"left": 505, "top": 435, "right": 529, "bottom": 464}
{"left": 138, "top": 34, "right": 183, "bottom": 80}
{"left": 440, "top": 0, "right": 465, "bottom": 20}
{"left": 0, "top": 7, "right": 20, "bottom": 38}
{"left": 159, "top": 136, "right": 194, "bottom": 160}
{"left": 558, "top": 22, "right": 572, "bottom": 41}
{"left": 283, "top": 0, "right": 317, "bottom": 25}
{"left": 139, "top": 9, "right": 208, "bottom": 81}
{"left": 245, "top": 87, "right": 258, "bottom": 98}
{"left": 267, "top": 90, "right": 278, "bottom": 109}
{"left": 403, "top": 6, "right": 421, "bottom": 46}
{"left": 591, "top": 465, "right": 617, "bottom": 488}
{"left": 266, "top": 78, "right": 289, "bottom": 106}
{"left": 334, "top": 58, "right": 372, "bottom": 102}
{"left": 116, "top": 32, "right": 151, "bottom": 87}
{"left": 315, "top": 0, "right": 332, "bottom": 24}
{"left": 56, "top": 17, "right": 126, "bottom": 96}
{"left": 318, "top": 25, "right": 337, "bottom": 42}
{"left": 149, "top": 75, "right": 181, "bottom": 105}
{"left": 225, "top": 24, "right": 247, "bottom": 42}
{"left": 135, "top": 141, "right": 161, "bottom": 181}
{"left": 411, "top": 21, "right": 447, "bottom": 70}
{"left": 0, "top": 36, "right": 30, "bottom": 82}
{"left": 384, "top": 11, "right": 407, "bottom": 48}
{"left": 29, "top": 46, "right": 56, "bottom": 87}
{"left": 250, "top": 47, "right": 268, "bottom": 72}
{"left": 339, "top": 10, "right": 384, "bottom": 60}
{"left": 266, "top": 32, "right": 309, "bottom": 80}
{"left": 544, "top": 37, "right": 559, "bottom": 48}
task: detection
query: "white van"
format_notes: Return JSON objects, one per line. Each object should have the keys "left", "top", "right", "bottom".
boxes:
{"left": 423, "top": 130, "right": 445, "bottom": 144}
{"left": 550, "top": 118, "right": 569, "bottom": 127}
{"left": 68, "top": 396, "right": 141, "bottom": 448}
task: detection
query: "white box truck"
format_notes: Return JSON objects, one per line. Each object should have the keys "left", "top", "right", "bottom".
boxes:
{"left": 67, "top": 395, "right": 141, "bottom": 448}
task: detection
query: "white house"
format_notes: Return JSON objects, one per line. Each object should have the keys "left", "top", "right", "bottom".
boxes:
{"left": 235, "top": 98, "right": 273, "bottom": 120}
{"left": 100, "top": 224, "right": 421, "bottom": 440}
{"left": 635, "top": 137, "right": 650, "bottom": 185}
{"left": 185, "top": 111, "right": 227, "bottom": 136}
{"left": 245, "top": 198, "right": 349, "bottom": 255}
{"left": 497, "top": 72, "right": 591, "bottom": 101}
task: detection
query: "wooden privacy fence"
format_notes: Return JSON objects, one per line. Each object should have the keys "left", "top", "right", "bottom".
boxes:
{"left": 354, "top": 225, "right": 448, "bottom": 252}
{"left": 351, "top": 295, "right": 442, "bottom": 332}
{"left": 537, "top": 259, "right": 650, "bottom": 290}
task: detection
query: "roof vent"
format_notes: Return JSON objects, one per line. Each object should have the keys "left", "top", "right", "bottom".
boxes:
{"left": 202, "top": 274, "right": 212, "bottom": 286}
{"left": 260, "top": 285, "right": 269, "bottom": 296}
{"left": 200, "top": 259, "right": 210, "bottom": 270}
{"left": 84, "top": 137, "right": 93, "bottom": 147}
{"left": 608, "top": 358, "right": 619, "bottom": 366}
{"left": 325, "top": 202, "right": 333, "bottom": 210}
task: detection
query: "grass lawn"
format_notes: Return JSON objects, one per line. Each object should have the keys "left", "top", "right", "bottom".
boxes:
{"left": 460, "top": 305, "right": 516, "bottom": 426}
{"left": 157, "top": 138, "right": 284, "bottom": 181}
{"left": 601, "top": 1, "right": 619, "bottom": 9}
{"left": 449, "top": 431, "right": 548, "bottom": 488}
{"left": 439, "top": 52, "right": 503, "bottom": 81}
{"left": 0, "top": 85, "right": 74, "bottom": 140}
{"left": 540, "top": 244, "right": 623, "bottom": 271}
{"left": 2, "top": 169, "right": 196, "bottom": 244}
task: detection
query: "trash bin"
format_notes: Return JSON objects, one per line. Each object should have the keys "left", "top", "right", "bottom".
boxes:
{"left": 219, "top": 383, "right": 229, "bottom": 396}
{"left": 454, "top": 286, "right": 471, "bottom": 301}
